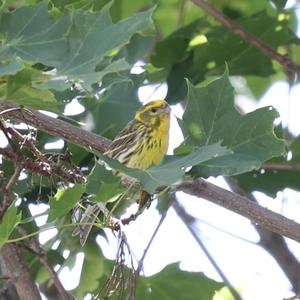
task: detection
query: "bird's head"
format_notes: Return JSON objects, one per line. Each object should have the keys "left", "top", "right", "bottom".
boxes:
{"left": 135, "top": 100, "right": 171, "bottom": 128}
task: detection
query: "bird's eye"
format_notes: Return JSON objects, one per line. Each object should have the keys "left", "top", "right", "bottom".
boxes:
{"left": 150, "top": 108, "right": 157, "bottom": 113}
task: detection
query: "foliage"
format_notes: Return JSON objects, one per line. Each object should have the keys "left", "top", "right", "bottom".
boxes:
{"left": 0, "top": 0, "right": 299, "bottom": 299}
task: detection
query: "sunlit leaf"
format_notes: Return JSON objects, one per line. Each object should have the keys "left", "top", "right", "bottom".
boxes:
{"left": 0, "top": 204, "right": 21, "bottom": 250}
{"left": 181, "top": 68, "right": 285, "bottom": 177}
{"left": 47, "top": 184, "right": 86, "bottom": 222}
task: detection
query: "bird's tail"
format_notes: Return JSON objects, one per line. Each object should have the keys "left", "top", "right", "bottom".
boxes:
{"left": 72, "top": 203, "right": 103, "bottom": 246}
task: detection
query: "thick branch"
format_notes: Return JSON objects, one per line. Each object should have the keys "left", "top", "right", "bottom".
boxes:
{"left": 192, "top": 0, "right": 300, "bottom": 76}
{"left": 0, "top": 244, "right": 42, "bottom": 300}
{"left": 226, "top": 177, "right": 300, "bottom": 293}
{"left": 177, "top": 179, "right": 300, "bottom": 242}
{"left": 0, "top": 102, "right": 110, "bottom": 153}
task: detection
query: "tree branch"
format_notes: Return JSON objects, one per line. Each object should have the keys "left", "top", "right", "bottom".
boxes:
{"left": 18, "top": 226, "right": 71, "bottom": 300}
{"left": 225, "top": 177, "right": 300, "bottom": 294}
{"left": 262, "top": 162, "right": 300, "bottom": 171}
{"left": 0, "top": 244, "right": 42, "bottom": 300}
{"left": 171, "top": 195, "right": 242, "bottom": 300}
{"left": 0, "top": 165, "right": 22, "bottom": 220}
{"left": 191, "top": 0, "right": 300, "bottom": 77}
{"left": 176, "top": 179, "right": 300, "bottom": 242}
{"left": 0, "top": 102, "right": 110, "bottom": 153}
{"left": 2, "top": 101, "right": 300, "bottom": 244}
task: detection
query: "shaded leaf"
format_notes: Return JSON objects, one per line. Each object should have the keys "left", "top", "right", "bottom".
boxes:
{"left": 0, "top": 58, "right": 23, "bottom": 75}
{"left": 0, "top": 2, "right": 154, "bottom": 89}
{"left": 74, "top": 244, "right": 106, "bottom": 298}
{"left": 136, "top": 262, "right": 225, "bottom": 300}
{"left": 2, "top": 68, "right": 58, "bottom": 111}
{"left": 85, "top": 73, "right": 143, "bottom": 139}
{"left": 181, "top": 68, "right": 285, "bottom": 177}
{"left": 86, "top": 163, "right": 125, "bottom": 202}
{"left": 86, "top": 163, "right": 120, "bottom": 195}
{"left": 153, "top": 11, "right": 299, "bottom": 103}
{"left": 235, "top": 136, "right": 300, "bottom": 197}
{"left": 47, "top": 184, "right": 86, "bottom": 222}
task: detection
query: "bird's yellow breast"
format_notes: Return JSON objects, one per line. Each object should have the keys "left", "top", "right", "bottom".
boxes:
{"left": 126, "top": 114, "right": 170, "bottom": 169}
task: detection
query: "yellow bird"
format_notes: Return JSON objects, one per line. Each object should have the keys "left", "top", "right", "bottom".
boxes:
{"left": 73, "top": 100, "right": 171, "bottom": 245}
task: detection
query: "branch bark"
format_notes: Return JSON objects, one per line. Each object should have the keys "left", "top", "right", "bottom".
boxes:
{"left": 0, "top": 165, "right": 22, "bottom": 220}
{"left": 191, "top": 0, "right": 300, "bottom": 77}
{"left": 0, "top": 244, "right": 42, "bottom": 300}
{"left": 0, "top": 102, "right": 110, "bottom": 153}
{"left": 176, "top": 179, "right": 300, "bottom": 242}
{"left": 262, "top": 162, "right": 300, "bottom": 171}
{"left": 226, "top": 177, "right": 300, "bottom": 293}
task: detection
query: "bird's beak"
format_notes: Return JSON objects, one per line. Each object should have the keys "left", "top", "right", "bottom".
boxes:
{"left": 163, "top": 104, "right": 171, "bottom": 114}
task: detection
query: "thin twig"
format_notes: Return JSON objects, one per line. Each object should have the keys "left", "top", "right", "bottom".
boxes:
{"left": 137, "top": 205, "right": 170, "bottom": 274}
{"left": 177, "top": 0, "right": 188, "bottom": 26}
{"left": 262, "top": 162, "right": 300, "bottom": 171}
{"left": 171, "top": 195, "right": 242, "bottom": 300}
{"left": 0, "top": 148, "right": 84, "bottom": 184}
{"left": 127, "top": 202, "right": 171, "bottom": 300}
{"left": 6, "top": 127, "right": 45, "bottom": 161}
{"left": 192, "top": 0, "right": 300, "bottom": 77}
{"left": 18, "top": 226, "right": 70, "bottom": 300}
{"left": 0, "top": 165, "right": 23, "bottom": 220}
{"left": 0, "top": 107, "right": 23, "bottom": 116}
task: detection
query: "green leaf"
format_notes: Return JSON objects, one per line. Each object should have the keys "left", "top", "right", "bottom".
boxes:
{"left": 0, "top": 2, "right": 154, "bottom": 89}
{"left": 0, "top": 58, "right": 23, "bottom": 75}
{"left": 235, "top": 136, "right": 300, "bottom": 197}
{"left": 0, "top": 204, "right": 22, "bottom": 250}
{"left": 136, "top": 262, "right": 225, "bottom": 300}
{"left": 0, "top": 3, "right": 70, "bottom": 67}
{"left": 74, "top": 244, "right": 106, "bottom": 298}
{"left": 47, "top": 184, "right": 86, "bottom": 222}
{"left": 98, "top": 142, "right": 230, "bottom": 193}
{"left": 192, "top": 11, "right": 297, "bottom": 77}
{"left": 154, "top": 11, "right": 298, "bottom": 103}
{"left": 182, "top": 68, "right": 285, "bottom": 177}
{"left": 85, "top": 73, "right": 142, "bottom": 139}
{"left": 93, "top": 182, "right": 124, "bottom": 202}
{"left": 3, "top": 68, "right": 58, "bottom": 112}
{"left": 124, "top": 34, "right": 154, "bottom": 64}
{"left": 151, "top": 19, "right": 208, "bottom": 69}
{"left": 86, "top": 163, "right": 125, "bottom": 202}
{"left": 86, "top": 163, "right": 119, "bottom": 195}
